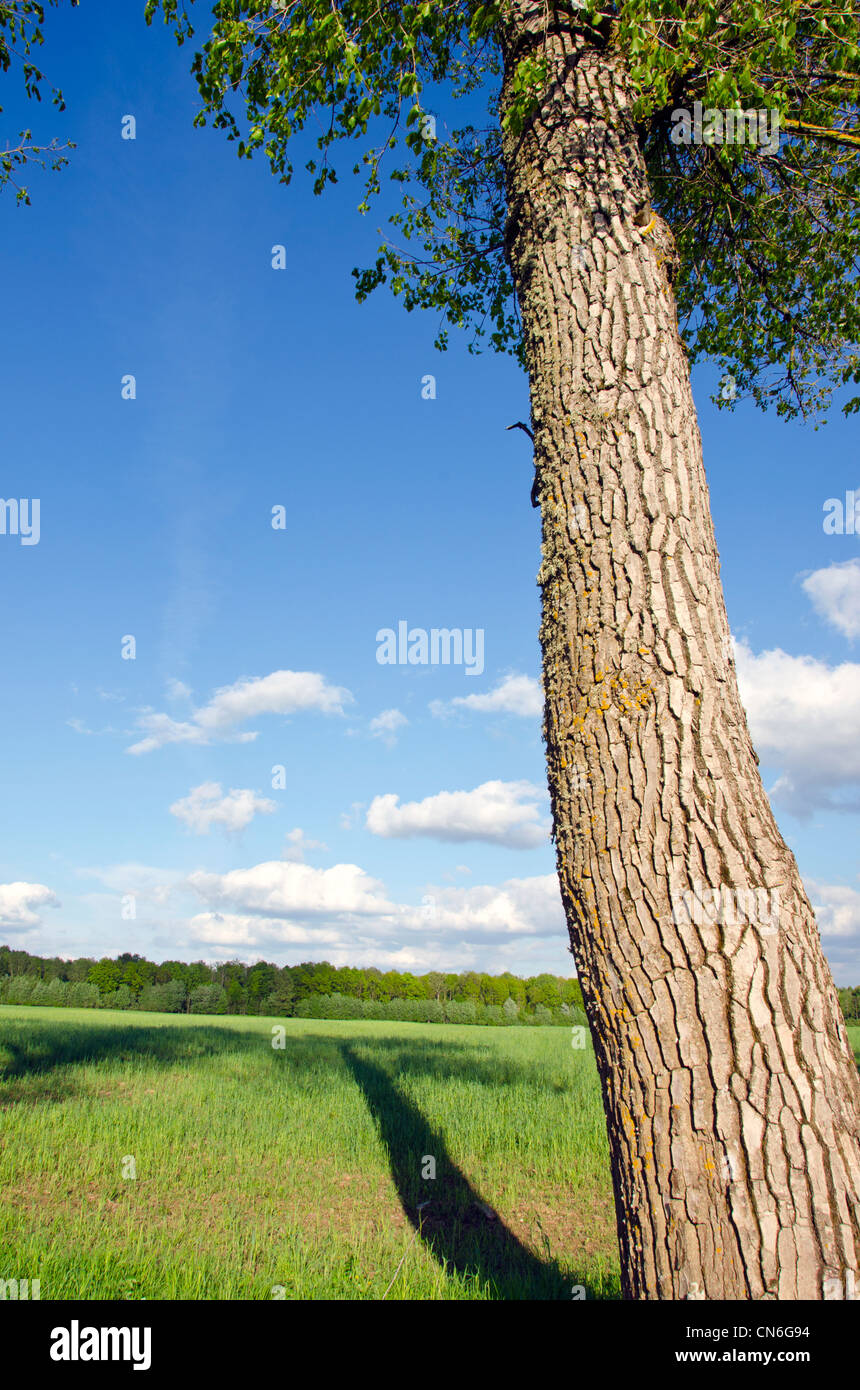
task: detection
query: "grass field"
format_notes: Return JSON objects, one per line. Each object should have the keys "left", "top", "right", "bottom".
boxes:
{"left": 0, "top": 1005, "right": 621, "bottom": 1300}
{"left": 2, "top": 1007, "right": 857, "bottom": 1301}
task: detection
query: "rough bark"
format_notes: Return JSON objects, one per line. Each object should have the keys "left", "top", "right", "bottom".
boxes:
{"left": 498, "top": 3, "right": 860, "bottom": 1300}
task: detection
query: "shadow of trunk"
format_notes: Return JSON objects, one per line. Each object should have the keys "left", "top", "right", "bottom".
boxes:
{"left": 340, "top": 1043, "right": 570, "bottom": 1299}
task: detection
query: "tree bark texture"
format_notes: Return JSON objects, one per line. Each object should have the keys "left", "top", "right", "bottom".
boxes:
{"left": 498, "top": 1, "right": 860, "bottom": 1300}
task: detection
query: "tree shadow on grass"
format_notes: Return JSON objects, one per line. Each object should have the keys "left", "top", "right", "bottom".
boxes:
{"left": 0, "top": 1017, "right": 577, "bottom": 1085}
{"left": 339, "top": 1042, "right": 582, "bottom": 1300}
{"left": 0, "top": 1017, "right": 256, "bottom": 1093}
{"left": 0, "top": 1012, "right": 608, "bottom": 1298}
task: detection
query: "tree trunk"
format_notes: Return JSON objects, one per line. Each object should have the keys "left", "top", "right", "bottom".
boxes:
{"left": 499, "top": 4, "right": 860, "bottom": 1300}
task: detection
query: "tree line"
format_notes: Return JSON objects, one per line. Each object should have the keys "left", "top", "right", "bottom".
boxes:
{"left": 0, "top": 945, "right": 590, "bottom": 1026}
{"left": 2, "top": 945, "right": 857, "bottom": 1029}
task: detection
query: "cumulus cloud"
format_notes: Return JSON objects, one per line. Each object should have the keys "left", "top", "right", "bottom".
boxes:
{"left": 282, "top": 828, "right": 329, "bottom": 863}
{"left": 188, "top": 860, "right": 394, "bottom": 919}
{"left": 369, "top": 708, "right": 408, "bottom": 746}
{"left": 408, "top": 873, "right": 564, "bottom": 938}
{"left": 186, "top": 917, "right": 505, "bottom": 971}
{"left": 805, "top": 879, "right": 860, "bottom": 939}
{"left": 188, "top": 912, "right": 349, "bottom": 950}
{"left": 184, "top": 859, "right": 564, "bottom": 957}
{"left": 188, "top": 872, "right": 564, "bottom": 953}
{"left": 365, "top": 779, "right": 550, "bottom": 848}
{"left": 735, "top": 639, "right": 860, "bottom": 814}
{"left": 169, "top": 782, "right": 278, "bottom": 835}
{"left": 430, "top": 673, "right": 542, "bottom": 719}
{"left": 802, "top": 557, "right": 860, "bottom": 640}
{"left": 0, "top": 882, "right": 60, "bottom": 930}
{"left": 127, "top": 669, "right": 353, "bottom": 754}
{"left": 806, "top": 878, "right": 860, "bottom": 982}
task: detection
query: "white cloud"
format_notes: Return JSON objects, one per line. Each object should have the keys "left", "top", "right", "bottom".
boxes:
{"left": 0, "top": 882, "right": 60, "bottom": 930}
{"left": 365, "top": 779, "right": 550, "bottom": 848}
{"left": 188, "top": 912, "right": 349, "bottom": 950}
{"left": 75, "top": 863, "right": 181, "bottom": 905}
{"left": 407, "top": 873, "right": 564, "bottom": 938}
{"left": 186, "top": 857, "right": 561, "bottom": 941}
{"left": 805, "top": 879, "right": 860, "bottom": 939}
{"left": 13, "top": 845, "right": 570, "bottom": 973}
{"left": 735, "top": 639, "right": 860, "bottom": 814}
{"left": 66, "top": 717, "right": 118, "bottom": 737}
{"left": 282, "top": 828, "right": 329, "bottom": 863}
{"left": 802, "top": 557, "right": 860, "bottom": 640}
{"left": 185, "top": 918, "right": 498, "bottom": 971}
{"left": 169, "top": 782, "right": 278, "bottom": 835}
{"left": 805, "top": 878, "right": 860, "bottom": 981}
{"left": 126, "top": 712, "right": 256, "bottom": 755}
{"left": 188, "top": 860, "right": 394, "bottom": 919}
{"left": 127, "top": 669, "right": 353, "bottom": 754}
{"left": 165, "top": 678, "right": 192, "bottom": 702}
{"left": 184, "top": 859, "right": 564, "bottom": 958}
{"left": 369, "top": 708, "right": 408, "bottom": 746}
{"left": 430, "top": 673, "right": 542, "bottom": 719}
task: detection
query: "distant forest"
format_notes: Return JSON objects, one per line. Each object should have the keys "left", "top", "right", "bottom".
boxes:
{"left": 2, "top": 945, "right": 858, "bottom": 1029}
{"left": 0, "top": 945, "right": 588, "bottom": 1027}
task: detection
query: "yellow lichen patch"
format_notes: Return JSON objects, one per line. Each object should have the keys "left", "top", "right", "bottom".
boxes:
{"left": 620, "top": 1103, "right": 637, "bottom": 1139}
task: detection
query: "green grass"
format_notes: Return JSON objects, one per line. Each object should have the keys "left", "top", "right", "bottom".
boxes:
{"left": 0, "top": 1005, "right": 619, "bottom": 1300}
{"left": 4, "top": 1009, "right": 855, "bottom": 1301}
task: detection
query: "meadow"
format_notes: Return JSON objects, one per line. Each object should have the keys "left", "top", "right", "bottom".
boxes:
{"left": 3, "top": 1006, "right": 858, "bottom": 1301}
{"left": 0, "top": 1004, "right": 619, "bottom": 1300}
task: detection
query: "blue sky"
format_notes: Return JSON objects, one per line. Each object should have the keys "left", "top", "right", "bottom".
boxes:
{"left": 1, "top": 0, "right": 858, "bottom": 981}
